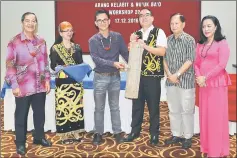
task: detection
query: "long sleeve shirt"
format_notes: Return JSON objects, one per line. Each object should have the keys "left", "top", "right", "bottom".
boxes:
{"left": 194, "top": 39, "right": 231, "bottom": 87}
{"left": 5, "top": 32, "right": 50, "bottom": 97}
{"left": 88, "top": 31, "right": 129, "bottom": 73}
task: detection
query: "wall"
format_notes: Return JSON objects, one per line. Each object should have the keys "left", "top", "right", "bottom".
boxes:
{"left": 1, "top": 1, "right": 55, "bottom": 88}
{"left": 201, "top": 1, "right": 236, "bottom": 74}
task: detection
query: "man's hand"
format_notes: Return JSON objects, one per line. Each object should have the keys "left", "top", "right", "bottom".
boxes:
{"left": 130, "top": 33, "right": 138, "bottom": 42}
{"left": 137, "top": 39, "right": 146, "bottom": 48}
{"left": 12, "top": 88, "right": 21, "bottom": 97}
{"left": 114, "top": 62, "right": 125, "bottom": 69}
{"left": 128, "top": 42, "right": 131, "bottom": 52}
{"left": 45, "top": 81, "right": 51, "bottom": 94}
{"left": 167, "top": 74, "right": 179, "bottom": 84}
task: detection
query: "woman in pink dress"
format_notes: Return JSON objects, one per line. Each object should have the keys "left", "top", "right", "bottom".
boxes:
{"left": 194, "top": 15, "right": 231, "bottom": 157}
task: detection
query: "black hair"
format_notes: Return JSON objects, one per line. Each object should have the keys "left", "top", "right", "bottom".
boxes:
{"left": 21, "top": 12, "right": 37, "bottom": 22}
{"left": 138, "top": 8, "right": 153, "bottom": 18}
{"left": 94, "top": 9, "right": 110, "bottom": 21}
{"left": 137, "top": 8, "right": 154, "bottom": 28}
{"left": 170, "top": 13, "right": 185, "bottom": 23}
{"left": 94, "top": 9, "right": 110, "bottom": 29}
{"left": 198, "top": 15, "right": 226, "bottom": 44}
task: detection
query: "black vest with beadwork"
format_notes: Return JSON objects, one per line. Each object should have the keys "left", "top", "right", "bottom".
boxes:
{"left": 135, "top": 27, "right": 164, "bottom": 78}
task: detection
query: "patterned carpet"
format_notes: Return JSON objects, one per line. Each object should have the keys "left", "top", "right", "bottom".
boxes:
{"left": 1, "top": 101, "right": 236, "bottom": 158}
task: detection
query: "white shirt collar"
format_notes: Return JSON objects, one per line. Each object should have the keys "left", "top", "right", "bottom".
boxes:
{"left": 139, "top": 25, "right": 154, "bottom": 34}
{"left": 139, "top": 25, "right": 154, "bottom": 40}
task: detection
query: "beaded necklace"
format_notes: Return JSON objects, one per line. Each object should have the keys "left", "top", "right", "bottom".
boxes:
{"left": 101, "top": 37, "right": 112, "bottom": 51}
{"left": 201, "top": 41, "right": 214, "bottom": 58}
{"left": 25, "top": 40, "right": 44, "bottom": 57}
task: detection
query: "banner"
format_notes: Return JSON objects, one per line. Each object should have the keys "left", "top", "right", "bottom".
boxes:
{"left": 56, "top": 1, "right": 200, "bottom": 53}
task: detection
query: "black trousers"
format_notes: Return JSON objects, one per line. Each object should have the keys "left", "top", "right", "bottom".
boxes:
{"left": 131, "top": 76, "right": 161, "bottom": 136}
{"left": 14, "top": 92, "right": 46, "bottom": 145}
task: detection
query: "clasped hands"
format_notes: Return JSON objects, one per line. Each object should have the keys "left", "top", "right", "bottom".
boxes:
{"left": 196, "top": 76, "right": 206, "bottom": 87}
{"left": 167, "top": 73, "right": 179, "bottom": 84}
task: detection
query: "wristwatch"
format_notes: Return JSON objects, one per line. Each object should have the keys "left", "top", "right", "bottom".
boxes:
{"left": 176, "top": 72, "right": 181, "bottom": 78}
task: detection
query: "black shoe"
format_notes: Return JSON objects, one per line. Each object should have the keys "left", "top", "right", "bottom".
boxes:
{"left": 123, "top": 133, "right": 139, "bottom": 142}
{"left": 60, "top": 139, "right": 74, "bottom": 145}
{"left": 165, "top": 136, "right": 183, "bottom": 145}
{"left": 16, "top": 145, "right": 26, "bottom": 155}
{"left": 150, "top": 135, "right": 159, "bottom": 145}
{"left": 33, "top": 138, "right": 52, "bottom": 147}
{"left": 182, "top": 138, "right": 192, "bottom": 149}
{"left": 114, "top": 133, "right": 124, "bottom": 144}
{"left": 92, "top": 133, "right": 102, "bottom": 145}
{"left": 73, "top": 138, "right": 82, "bottom": 143}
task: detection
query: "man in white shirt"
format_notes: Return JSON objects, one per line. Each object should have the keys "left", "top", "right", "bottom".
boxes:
{"left": 124, "top": 8, "right": 167, "bottom": 146}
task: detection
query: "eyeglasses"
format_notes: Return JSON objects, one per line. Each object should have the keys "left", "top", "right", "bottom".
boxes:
{"left": 61, "top": 30, "right": 74, "bottom": 33}
{"left": 96, "top": 18, "right": 109, "bottom": 24}
{"left": 139, "top": 13, "right": 151, "bottom": 18}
